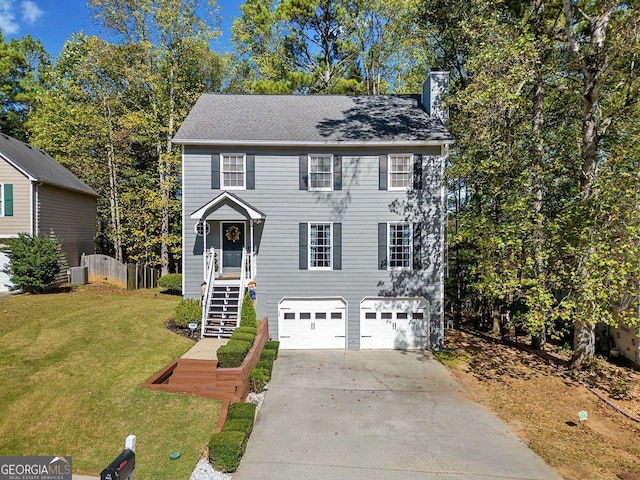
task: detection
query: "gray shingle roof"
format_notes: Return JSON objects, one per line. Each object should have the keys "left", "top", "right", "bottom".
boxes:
{"left": 173, "top": 94, "right": 453, "bottom": 146}
{"left": 0, "top": 133, "right": 98, "bottom": 197}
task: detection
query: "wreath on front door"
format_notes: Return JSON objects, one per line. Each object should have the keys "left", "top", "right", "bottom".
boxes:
{"left": 225, "top": 225, "right": 241, "bottom": 243}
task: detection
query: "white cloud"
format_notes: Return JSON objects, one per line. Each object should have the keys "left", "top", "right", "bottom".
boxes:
{"left": 0, "top": 0, "right": 20, "bottom": 35}
{"left": 20, "top": 0, "right": 43, "bottom": 24}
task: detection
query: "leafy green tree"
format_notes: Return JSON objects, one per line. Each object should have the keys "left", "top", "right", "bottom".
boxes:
{"left": 0, "top": 233, "right": 63, "bottom": 294}
{"left": 0, "top": 33, "right": 50, "bottom": 140}
{"left": 87, "top": 0, "right": 223, "bottom": 275}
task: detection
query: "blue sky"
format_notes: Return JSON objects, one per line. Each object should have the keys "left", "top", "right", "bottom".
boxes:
{"left": 0, "top": 0, "right": 243, "bottom": 57}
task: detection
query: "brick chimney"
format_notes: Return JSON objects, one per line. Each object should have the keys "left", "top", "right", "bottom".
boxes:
{"left": 422, "top": 70, "right": 449, "bottom": 123}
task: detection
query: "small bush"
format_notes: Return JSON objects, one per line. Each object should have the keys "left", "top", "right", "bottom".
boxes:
{"left": 0, "top": 233, "right": 63, "bottom": 293}
{"left": 222, "top": 418, "right": 254, "bottom": 437}
{"left": 217, "top": 341, "right": 251, "bottom": 368}
{"left": 256, "top": 359, "right": 273, "bottom": 374}
{"left": 264, "top": 340, "right": 280, "bottom": 359}
{"left": 158, "top": 273, "right": 182, "bottom": 294}
{"left": 240, "top": 293, "right": 257, "bottom": 328}
{"left": 260, "top": 349, "right": 276, "bottom": 362}
{"left": 174, "top": 298, "right": 201, "bottom": 328}
{"left": 230, "top": 332, "right": 255, "bottom": 345}
{"left": 250, "top": 367, "right": 270, "bottom": 392}
{"left": 227, "top": 402, "right": 257, "bottom": 421}
{"left": 209, "top": 431, "right": 247, "bottom": 473}
{"left": 234, "top": 326, "right": 258, "bottom": 336}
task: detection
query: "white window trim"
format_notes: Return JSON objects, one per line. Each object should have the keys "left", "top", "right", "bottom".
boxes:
{"left": 0, "top": 183, "right": 4, "bottom": 217}
{"left": 308, "top": 222, "right": 333, "bottom": 270}
{"left": 387, "top": 222, "right": 412, "bottom": 270}
{"left": 221, "top": 153, "right": 246, "bottom": 190}
{"left": 308, "top": 154, "right": 334, "bottom": 192}
{"left": 387, "top": 154, "right": 413, "bottom": 191}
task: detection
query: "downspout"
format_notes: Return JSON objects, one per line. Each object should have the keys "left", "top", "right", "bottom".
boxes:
{"left": 33, "top": 182, "right": 42, "bottom": 236}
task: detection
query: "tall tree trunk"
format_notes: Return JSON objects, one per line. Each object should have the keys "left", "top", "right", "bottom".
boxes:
{"left": 530, "top": 0, "right": 547, "bottom": 351}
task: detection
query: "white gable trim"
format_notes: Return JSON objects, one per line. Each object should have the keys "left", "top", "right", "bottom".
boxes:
{"left": 190, "top": 191, "right": 265, "bottom": 221}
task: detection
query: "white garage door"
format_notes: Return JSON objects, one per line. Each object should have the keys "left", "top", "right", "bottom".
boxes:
{"left": 278, "top": 298, "right": 347, "bottom": 349}
{"left": 0, "top": 250, "right": 12, "bottom": 292}
{"left": 360, "top": 297, "right": 429, "bottom": 350}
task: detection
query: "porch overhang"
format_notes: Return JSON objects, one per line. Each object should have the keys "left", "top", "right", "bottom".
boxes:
{"left": 190, "top": 191, "right": 266, "bottom": 221}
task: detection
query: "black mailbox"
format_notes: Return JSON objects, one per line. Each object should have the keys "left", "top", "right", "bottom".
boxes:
{"left": 100, "top": 448, "right": 135, "bottom": 480}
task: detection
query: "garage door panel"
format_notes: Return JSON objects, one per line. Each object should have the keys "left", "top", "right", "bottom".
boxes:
{"left": 360, "top": 298, "right": 428, "bottom": 350}
{"left": 278, "top": 298, "right": 347, "bottom": 350}
{"left": 0, "top": 251, "right": 11, "bottom": 292}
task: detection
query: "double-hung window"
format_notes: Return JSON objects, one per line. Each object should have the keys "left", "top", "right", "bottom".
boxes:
{"left": 309, "top": 155, "right": 333, "bottom": 191}
{"left": 388, "top": 154, "right": 413, "bottom": 190}
{"left": 388, "top": 222, "right": 412, "bottom": 269}
{"left": 309, "top": 223, "right": 332, "bottom": 269}
{"left": 221, "top": 154, "right": 245, "bottom": 189}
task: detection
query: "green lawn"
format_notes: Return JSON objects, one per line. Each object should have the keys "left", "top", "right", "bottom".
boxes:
{"left": 0, "top": 284, "right": 221, "bottom": 479}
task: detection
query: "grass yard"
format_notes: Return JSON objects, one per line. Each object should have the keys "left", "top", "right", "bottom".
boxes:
{"left": 0, "top": 284, "right": 221, "bottom": 480}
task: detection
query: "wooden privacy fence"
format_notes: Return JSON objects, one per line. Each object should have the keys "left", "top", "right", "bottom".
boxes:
{"left": 81, "top": 254, "right": 159, "bottom": 290}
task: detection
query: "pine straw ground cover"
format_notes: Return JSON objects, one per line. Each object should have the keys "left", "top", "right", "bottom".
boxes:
{"left": 440, "top": 326, "right": 640, "bottom": 480}
{"left": 0, "top": 284, "right": 220, "bottom": 479}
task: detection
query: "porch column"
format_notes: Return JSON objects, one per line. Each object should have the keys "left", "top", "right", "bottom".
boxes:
{"left": 250, "top": 220, "right": 255, "bottom": 254}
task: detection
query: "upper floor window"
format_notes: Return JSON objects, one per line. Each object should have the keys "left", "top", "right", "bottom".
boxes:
{"left": 388, "top": 222, "right": 412, "bottom": 269}
{"left": 309, "top": 155, "right": 333, "bottom": 191}
{"left": 221, "top": 154, "right": 246, "bottom": 189}
{"left": 309, "top": 223, "right": 332, "bottom": 269}
{"left": 388, "top": 154, "right": 413, "bottom": 190}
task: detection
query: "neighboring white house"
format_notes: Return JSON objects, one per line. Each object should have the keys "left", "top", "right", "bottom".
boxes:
{"left": 173, "top": 71, "right": 453, "bottom": 350}
{"left": 0, "top": 133, "right": 98, "bottom": 291}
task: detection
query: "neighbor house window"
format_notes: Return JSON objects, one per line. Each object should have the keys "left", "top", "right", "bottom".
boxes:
{"left": 388, "top": 154, "right": 413, "bottom": 190}
{"left": 0, "top": 183, "right": 13, "bottom": 217}
{"left": 309, "top": 223, "right": 332, "bottom": 269}
{"left": 388, "top": 222, "right": 412, "bottom": 269}
{"left": 221, "top": 154, "right": 245, "bottom": 189}
{"left": 309, "top": 155, "right": 333, "bottom": 191}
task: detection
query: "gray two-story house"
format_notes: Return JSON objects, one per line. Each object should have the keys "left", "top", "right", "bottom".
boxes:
{"left": 173, "top": 71, "right": 453, "bottom": 350}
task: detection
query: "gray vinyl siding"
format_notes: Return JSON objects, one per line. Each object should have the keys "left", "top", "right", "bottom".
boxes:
{"left": 38, "top": 184, "right": 97, "bottom": 276}
{"left": 0, "top": 158, "right": 31, "bottom": 236}
{"left": 183, "top": 145, "right": 445, "bottom": 349}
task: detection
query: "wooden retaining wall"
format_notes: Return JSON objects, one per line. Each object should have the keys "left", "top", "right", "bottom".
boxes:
{"left": 141, "top": 319, "right": 269, "bottom": 405}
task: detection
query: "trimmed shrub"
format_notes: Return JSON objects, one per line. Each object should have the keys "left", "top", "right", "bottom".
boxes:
{"left": 260, "top": 348, "right": 276, "bottom": 363}
{"left": 234, "top": 326, "right": 258, "bottom": 336}
{"left": 217, "top": 341, "right": 251, "bottom": 368}
{"left": 227, "top": 402, "right": 257, "bottom": 421}
{"left": 174, "top": 298, "right": 201, "bottom": 328}
{"left": 0, "top": 233, "right": 63, "bottom": 294}
{"left": 239, "top": 293, "right": 257, "bottom": 328}
{"left": 222, "top": 418, "right": 254, "bottom": 437}
{"left": 264, "top": 340, "right": 280, "bottom": 359}
{"left": 230, "top": 332, "right": 255, "bottom": 345}
{"left": 209, "top": 431, "right": 247, "bottom": 473}
{"left": 250, "top": 367, "right": 270, "bottom": 392}
{"left": 256, "top": 359, "right": 273, "bottom": 374}
{"left": 158, "top": 273, "right": 182, "bottom": 294}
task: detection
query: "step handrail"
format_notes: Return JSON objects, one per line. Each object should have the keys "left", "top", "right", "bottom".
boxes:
{"left": 237, "top": 248, "right": 248, "bottom": 326}
{"left": 201, "top": 248, "right": 217, "bottom": 338}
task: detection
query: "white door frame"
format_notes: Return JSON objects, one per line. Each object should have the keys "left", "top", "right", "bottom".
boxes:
{"left": 220, "top": 220, "right": 247, "bottom": 271}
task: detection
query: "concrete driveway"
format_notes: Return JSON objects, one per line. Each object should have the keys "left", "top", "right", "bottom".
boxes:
{"left": 233, "top": 350, "right": 561, "bottom": 480}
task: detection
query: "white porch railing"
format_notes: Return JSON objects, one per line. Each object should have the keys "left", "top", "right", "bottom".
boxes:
{"left": 201, "top": 248, "right": 217, "bottom": 338}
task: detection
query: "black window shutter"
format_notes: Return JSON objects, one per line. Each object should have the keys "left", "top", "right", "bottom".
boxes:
{"left": 413, "top": 223, "right": 422, "bottom": 270}
{"left": 378, "top": 222, "right": 387, "bottom": 270}
{"left": 333, "top": 155, "right": 342, "bottom": 191}
{"left": 246, "top": 154, "right": 255, "bottom": 190}
{"left": 379, "top": 155, "right": 387, "bottom": 190}
{"left": 333, "top": 223, "right": 342, "bottom": 270}
{"left": 299, "top": 223, "right": 308, "bottom": 270}
{"left": 211, "top": 154, "right": 220, "bottom": 189}
{"left": 299, "top": 154, "right": 308, "bottom": 190}
{"left": 413, "top": 154, "right": 423, "bottom": 190}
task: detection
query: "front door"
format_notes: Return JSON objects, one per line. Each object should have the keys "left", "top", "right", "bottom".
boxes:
{"left": 222, "top": 222, "right": 245, "bottom": 272}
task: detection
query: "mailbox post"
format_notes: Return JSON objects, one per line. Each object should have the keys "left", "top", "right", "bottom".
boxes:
{"left": 100, "top": 435, "right": 136, "bottom": 480}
